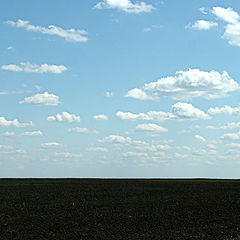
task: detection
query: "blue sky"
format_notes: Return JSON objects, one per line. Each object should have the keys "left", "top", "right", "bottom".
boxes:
{"left": 1, "top": 0, "right": 240, "bottom": 178}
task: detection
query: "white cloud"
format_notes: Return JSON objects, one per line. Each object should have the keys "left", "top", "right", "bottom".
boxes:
{"left": 143, "top": 27, "right": 152, "bottom": 32}
{"left": 122, "top": 152, "right": 147, "bottom": 157}
{"left": 0, "top": 117, "right": 33, "bottom": 128}
{"left": 1, "top": 131, "right": 15, "bottom": 136}
{"left": 7, "top": 46, "right": 14, "bottom": 51}
{"left": 195, "top": 134, "right": 206, "bottom": 142}
{"left": 222, "top": 132, "right": 240, "bottom": 140}
{"left": 94, "top": 0, "right": 155, "bottom": 14}
{"left": 125, "top": 88, "right": 156, "bottom": 100}
{"left": 190, "top": 20, "right": 218, "bottom": 30}
{"left": 100, "top": 135, "right": 131, "bottom": 144}
{"left": 212, "top": 7, "right": 240, "bottom": 47}
{"left": 19, "top": 92, "right": 60, "bottom": 106}
{"left": 41, "top": 142, "right": 63, "bottom": 148}
{"left": 212, "top": 7, "right": 240, "bottom": 24}
{"left": 68, "top": 127, "right": 98, "bottom": 134}
{"left": 105, "top": 91, "right": 114, "bottom": 97}
{"left": 135, "top": 123, "right": 168, "bottom": 132}
{"left": 87, "top": 147, "right": 109, "bottom": 152}
{"left": 117, "top": 102, "right": 210, "bottom": 121}
{"left": 172, "top": 102, "right": 211, "bottom": 120}
{"left": 116, "top": 111, "right": 175, "bottom": 121}
{"left": 93, "top": 114, "right": 109, "bottom": 121}
{"left": 55, "top": 152, "right": 82, "bottom": 158}
{"left": 47, "top": 112, "right": 80, "bottom": 123}
{"left": 126, "top": 69, "right": 239, "bottom": 100}
{"left": 6, "top": 19, "right": 88, "bottom": 42}
{"left": 208, "top": 105, "right": 240, "bottom": 115}
{"left": 156, "top": 144, "right": 172, "bottom": 150}
{"left": 220, "top": 122, "right": 240, "bottom": 130}
{"left": 199, "top": 7, "right": 208, "bottom": 15}
{"left": 21, "top": 131, "right": 43, "bottom": 136}
{"left": 2, "top": 62, "right": 67, "bottom": 74}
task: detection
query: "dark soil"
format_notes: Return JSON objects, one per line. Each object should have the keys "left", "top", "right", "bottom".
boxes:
{"left": 0, "top": 178, "right": 240, "bottom": 239}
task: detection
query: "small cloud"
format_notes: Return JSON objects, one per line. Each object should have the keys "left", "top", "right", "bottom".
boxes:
{"left": 68, "top": 127, "right": 98, "bottom": 134}
{"left": 208, "top": 105, "right": 240, "bottom": 116}
{"left": 41, "top": 142, "right": 63, "bottom": 148}
{"left": 94, "top": 0, "right": 155, "bottom": 14}
{"left": 99, "top": 135, "right": 131, "bottom": 144}
{"left": 135, "top": 123, "right": 168, "bottom": 132}
{"left": 143, "top": 27, "right": 152, "bottom": 32}
{"left": 105, "top": 91, "right": 114, "bottom": 97}
{"left": 2, "top": 62, "right": 67, "bottom": 74}
{"left": 221, "top": 132, "right": 240, "bottom": 140}
{"left": 0, "top": 117, "right": 33, "bottom": 128}
{"left": 21, "top": 131, "right": 43, "bottom": 136}
{"left": 48, "top": 112, "right": 80, "bottom": 123}
{"left": 190, "top": 20, "right": 218, "bottom": 30}
{"left": 6, "top": 19, "right": 88, "bottom": 42}
{"left": 195, "top": 134, "right": 206, "bottom": 142}
{"left": 93, "top": 114, "right": 109, "bottom": 121}
{"left": 19, "top": 92, "right": 60, "bottom": 106}
{"left": 199, "top": 7, "right": 208, "bottom": 15}
{"left": 87, "top": 147, "right": 109, "bottom": 152}
{"left": 7, "top": 46, "right": 14, "bottom": 51}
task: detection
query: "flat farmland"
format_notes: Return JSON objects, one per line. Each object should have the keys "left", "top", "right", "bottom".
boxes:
{"left": 1, "top": 179, "right": 240, "bottom": 240}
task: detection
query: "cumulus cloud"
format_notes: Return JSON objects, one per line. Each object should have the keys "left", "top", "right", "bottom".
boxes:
{"left": 47, "top": 112, "right": 80, "bottom": 123}
{"left": 21, "top": 131, "right": 43, "bottom": 136}
{"left": 212, "top": 7, "right": 240, "bottom": 24}
{"left": 41, "top": 142, "right": 63, "bottom": 148}
{"left": 87, "top": 147, "right": 109, "bottom": 152}
{"left": 94, "top": 0, "right": 154, "bottom": 14}
{"left": 2, "top": 62, "right": 67, "bottom": 74}
{"left": 125, "top": 69, "right": 239, "bottom": 100}
{"left": 222, "top": 132, "right": 240, "bottom": 140}
{"left": 93, "top": 114, "right": 109, "bottom": 121}
{"left": 19, "top": 92, "right": 60, "bottom": 106}
{"left": 125, "top": 88, "right": 156, "bottom": 100}
{"left": 117, "top": 102, "right": 210, "bottom": 122}
{"left": 172, "top": 102, "right": 211, "bottom": 120}
{"left": 68, "top": 127, "right": 98, "bottom": 134}
{"left": 190, "top": 20, "right": 218, "bottom": 30}
{"left": 6, "top": 19, "right": 88, "bottom": 42}
{"left": 212, "top": 7, "right": 240, "bottom": 47}
{"left": 208, "top": 105, "right": 240, "bottom": 115}
{"left": 100, "top": 135, "right": 132, "bottom": 144}
{"left": 0, "top": 117, "right": 33, "bottom": 128}
{"left": 135, "top": 123, "right": 168, "bottom": 132}
{"left": 195, "top": 134, "right": 206, "bottom": 142}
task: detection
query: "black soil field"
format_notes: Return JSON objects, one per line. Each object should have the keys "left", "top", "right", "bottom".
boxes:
{"left": 1, "top": 179, "right": 240, "bottom": 240}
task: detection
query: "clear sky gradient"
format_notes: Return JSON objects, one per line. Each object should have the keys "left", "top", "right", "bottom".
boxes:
{"left": 1, "top": 0, "right": 240, "bottom": 178}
